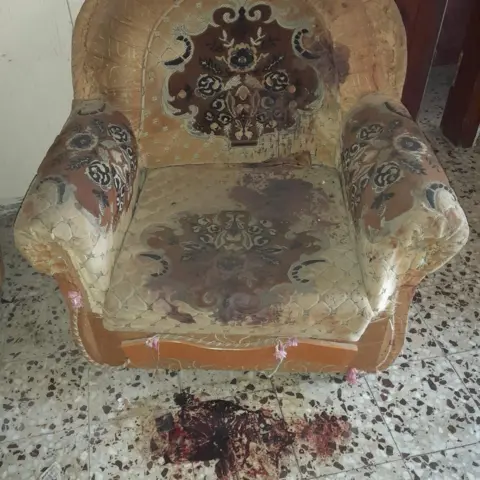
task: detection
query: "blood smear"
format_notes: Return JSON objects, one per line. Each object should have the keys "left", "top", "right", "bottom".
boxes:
{"left": 149, "top": 392, "right": 351, "bottom": 479}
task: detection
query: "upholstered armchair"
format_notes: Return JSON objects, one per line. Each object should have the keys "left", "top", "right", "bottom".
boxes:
{"left": 14, "top": 0, "right": 468, "bottom": 372}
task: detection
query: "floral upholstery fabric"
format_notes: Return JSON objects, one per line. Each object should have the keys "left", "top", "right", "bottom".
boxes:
{"left": 13, "top": 0, "right": 468, "bottom": 351}
{"left": 104, "top": 160, "right": 375, "bottom": 341}
{"left": 340, "top": 94, "right": 469, "bottom": 312}
{"left": 14, "top": 93, "right": 469, "bottom": 345}
{"left": 14, "top": 100, "right": 139, "bottom": 312}
{"left": 140, "top": 0, "right": 344, "bottom": 168}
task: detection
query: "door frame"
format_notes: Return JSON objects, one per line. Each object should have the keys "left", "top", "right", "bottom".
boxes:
{"left": 395, "top": 0, "right": 448, "bottom": 119}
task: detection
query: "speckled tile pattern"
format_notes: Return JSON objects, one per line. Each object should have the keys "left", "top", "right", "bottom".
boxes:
{"left": 0, "top": 355, "right": 89, "bottom": 442}
{"left": 1, "top": 66, "right": 480, "bottom": 478}
{"left": 396, "top": 310, "right": 443, "bottom": 362}
{"left": 450, "top": 351, "right": 480, "bottom": 399}
{"left": 368, "top": 358, "right": 480, "bottom": 457}
{"left": 0, "top": 429, "right": 90, "bottom": 480}
{"left": 95, "top": 400, "right": 240, "bottom": 480}
{"left": 0, "top": 222, "right": 58, "bottom": 302}
{"left": 177, "top": 369, "right": 273, "bottom": 395}
{"left": 328, "top": 460, "right": 410, "bottom": 479}
{"left": 89, "top": 401, "right": 200, "bottom": 480}
{"left": 405, "top": 444, "right": 480, "bottom": 480}
{"left": 415, "top": 287, "right": 480, "bottom": 355}
{"left": 275, "top": 375, "right": 400, "bottom": 478}
{"left": 89, "top": 366, "right": 180, "bottom": 424}
{"left": 1, "top": 292, "right": 77, "bottom": 362}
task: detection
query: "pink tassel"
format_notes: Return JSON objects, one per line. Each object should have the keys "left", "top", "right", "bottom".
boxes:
{"left": 145, "top": 335, "right": 161, "bottom": 350}
{"left": 346, "top": 367, "right": 358, "bottom": 385}
{"left": 285, "top": 338, "right": 298, "bottom": 348}
{"left": 269, "top": 338, "right": 299, "bottom": 378}
{"left": 275, "top": 342, "right": 288, "bottom": 361}
{"left": 68, "top": 291, "right": 83, "bottom": 309}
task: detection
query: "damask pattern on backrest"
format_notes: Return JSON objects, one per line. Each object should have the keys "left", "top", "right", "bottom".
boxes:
{"left": 72, "top": 0, "right": 406, "bottom": 168}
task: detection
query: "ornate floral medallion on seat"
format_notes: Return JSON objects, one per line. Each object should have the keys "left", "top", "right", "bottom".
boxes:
{"left": 139, "top": 210, "right": 323, "bottom": 325}
{"left": 104, "top": 165, "right": 374, "bottom": 341}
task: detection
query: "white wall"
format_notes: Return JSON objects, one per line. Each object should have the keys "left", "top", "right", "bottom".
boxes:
{"left": 0, "top": 0, "right": 84, "bottom": 205}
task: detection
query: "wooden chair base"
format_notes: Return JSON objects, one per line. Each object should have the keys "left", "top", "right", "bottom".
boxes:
{"left": 121, "top": 337, "right": 358, "bottom": 372}
{"left": 54, "top": 263, "right": 419, "bottom": 374}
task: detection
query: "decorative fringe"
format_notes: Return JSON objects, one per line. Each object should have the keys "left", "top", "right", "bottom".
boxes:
{"left": 346, "top": 367, "right": 358, "bottom": 385}
{"left": 267, "top": 338, "right": 298, "bottom": 378}
{"left": 67, "top": 290, "right": 83, "bottom": 309}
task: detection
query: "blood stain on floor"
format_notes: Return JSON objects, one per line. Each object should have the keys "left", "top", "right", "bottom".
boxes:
{"left": 148, "top": 391, "right": 351, "bottom": 479}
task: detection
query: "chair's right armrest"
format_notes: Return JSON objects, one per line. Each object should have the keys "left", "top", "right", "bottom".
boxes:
{"left": 14, "top": 100, "right": 140, "bottom": 312}
{"left": 339, "top": 94, "right": 469, "bottom": 313}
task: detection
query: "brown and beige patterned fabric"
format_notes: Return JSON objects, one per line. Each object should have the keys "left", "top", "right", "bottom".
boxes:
{"left": 12, "top": 0, "right": 469, "bottom": 367}
{"left": 340, "top": 94, "right": 469, "bottom": 312}
{"left": 71, "top": 0, "right": 406, "bottom": 169}
{"left": 104, "top": 161, "right": 374, "bottom": 341}
{"left": 15, "top": 100, "right": 139, "bottom": 312}
{"left": 142, "top": 1, "right": 340, "bottom": 167}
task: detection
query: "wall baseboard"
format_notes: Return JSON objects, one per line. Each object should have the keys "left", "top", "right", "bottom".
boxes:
{"left": 0, "top": 198, "right": 22, "bottom": 217}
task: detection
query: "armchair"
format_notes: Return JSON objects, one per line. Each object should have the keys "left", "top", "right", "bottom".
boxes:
{"left": 14, "top": 0, "right": 468, "bottom": 372}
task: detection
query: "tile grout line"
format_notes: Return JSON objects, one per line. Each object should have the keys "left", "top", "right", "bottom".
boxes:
{"left": 445, "top": 352, "right": 479, "bottom": 403}
{"left": 398, "top": 350, "right": 445, "bottom": 364}
{"left": 176, "top": 368, "right": 184, "bottom": 391}
{"left": 414, "top": 298, "right": 479, "bottom": 358}
{"left": 312, "top": 459, "right": 413, "bottom": 479}
{"left": 412, "top": 300, "right": 456, "bottom": 358}
{"left": 411, "top": 301, "right": 446, "bottom": 352}
{"left": 87, "top": 364, "right": 92, "bottom": 478}
{"left": 269, "top": 376, "right": 305, "bottom": 479}
{"left": 272, "top": 374, "right": 416, "bottom": 480}
{"left": 0, "top": 354, "right": 90, "bottom": 447}
{"left": 399, "top": 301, "right": 447, "bottom": 364}
{"left": 362, "top": 375, "right": 415, "bottom": 480}
{"left": 403, "top": 440, "right": 480, "bottom": 466}
{"left": 366, "top": 356, "right": 480, "bottom": 476}
{"left": 0, "top": 428, "right": 78, "bottom": 447}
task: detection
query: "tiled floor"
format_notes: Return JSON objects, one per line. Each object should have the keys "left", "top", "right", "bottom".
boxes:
{"left": 1, "top": 68, "right": 479, "bottom": 479}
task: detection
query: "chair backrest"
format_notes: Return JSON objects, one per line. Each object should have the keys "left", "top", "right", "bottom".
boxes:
{"left": 72, "top": 0, "right": 406, "bottom": 168}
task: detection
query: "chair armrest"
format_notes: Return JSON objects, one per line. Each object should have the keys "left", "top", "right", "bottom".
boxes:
{"left": 14, "top": 100, "right": 140, "bottom": 313}
{"left": 340, "top": 94, "right": 469, "bottom": 312}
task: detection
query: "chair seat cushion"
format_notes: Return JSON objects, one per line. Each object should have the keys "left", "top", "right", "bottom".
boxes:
{"left": 104, "top": 162, "right": 375, "bottom": 341}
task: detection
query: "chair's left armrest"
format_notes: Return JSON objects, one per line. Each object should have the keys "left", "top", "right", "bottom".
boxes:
{"left": 14, "top": 100, "right": 140, "bottom": 312}
{"left": 340, "top": 94, "right": 469, "bottom": 312}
